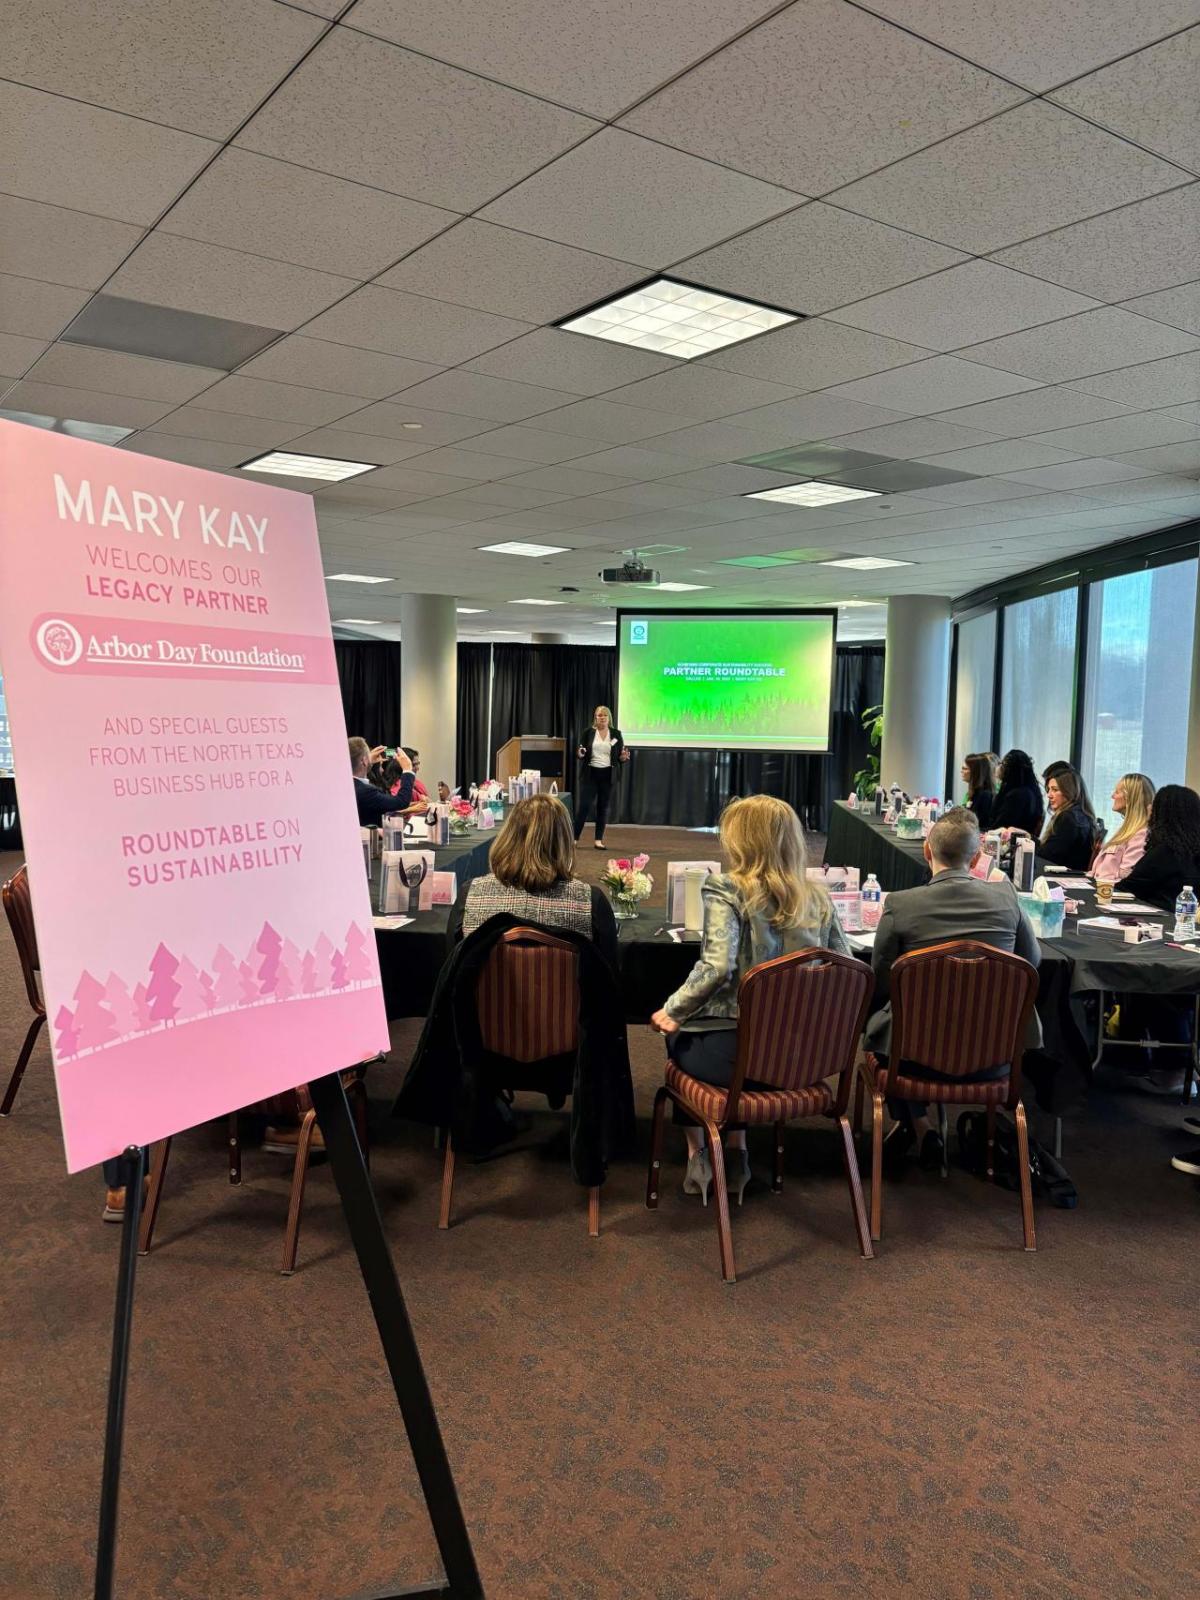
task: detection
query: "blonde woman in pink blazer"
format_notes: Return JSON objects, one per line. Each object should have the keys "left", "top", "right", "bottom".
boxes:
{"left": 1091, "top": 773, "right": 1154, "bottom": 882}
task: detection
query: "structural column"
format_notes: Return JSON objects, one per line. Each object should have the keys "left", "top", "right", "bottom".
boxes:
{"left": 879, "top": 595, "right": 952, "bottom": 799}
{"left": 400, "top": 594, "right": 458, "bottom": 793}
{"left": 1185, "top": 584, "right": 1200, "bottom": 791}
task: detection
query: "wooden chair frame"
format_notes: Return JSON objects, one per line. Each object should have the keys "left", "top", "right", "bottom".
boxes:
{"left": 438, "top": 927, "right": 600, "bottom": 1238}
{"left": 645, "top": 948, "right": 875, "bottom": 1284}
{"left": 2, "top": 865, "right": 46, "bottom": 1117}
{"left": 139, "top": 1067, "right": 370, "bottom": 1275}
{"left": 856, "top": 940, "right": 1039, "bottom": 1250}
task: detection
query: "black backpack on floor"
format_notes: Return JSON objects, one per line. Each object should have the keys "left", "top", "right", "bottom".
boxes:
{"left": 956, "top": 1112, "right": 1079, "bottom": 1208}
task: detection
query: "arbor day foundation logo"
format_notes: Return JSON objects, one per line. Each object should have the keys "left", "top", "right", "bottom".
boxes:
{"left": 36, "top": 618, "right": 83, "bottom": 666}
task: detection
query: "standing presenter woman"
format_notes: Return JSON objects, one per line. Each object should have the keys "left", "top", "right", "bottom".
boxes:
{"left": 574, "top": 705, "right": 629, "bottom": 850}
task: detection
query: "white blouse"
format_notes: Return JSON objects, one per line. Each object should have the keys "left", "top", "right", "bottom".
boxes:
{"left": 590, "top": 730, "right": 613, "bottom": 769}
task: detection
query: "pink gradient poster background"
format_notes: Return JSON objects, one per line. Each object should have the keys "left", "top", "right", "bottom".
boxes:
{"left": 0, "top": 420, "right": 389, "bottom": 1171}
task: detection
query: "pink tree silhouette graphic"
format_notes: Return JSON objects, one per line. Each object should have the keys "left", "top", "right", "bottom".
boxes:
{"left": 255, "top": 922, "right": 283, "bottom": 996}
{"left": 342, "top": 923, "right": 375, "bottom": 987}
{"left": 300, "top": 949, "right": 318, "bottom": 995}
{"left": 54, "top": 1004, "right": 81, "bottom": 1059}
{"left": 330, "top": 948, "right": 349, "bottom": 991}
{"left": 132, "top": 982, "right": 152, "bottom": 1032}
{"left": 211, "top": 945, "right": 240, "bottom": 1011}
{"left": 73, "top": 970, "right": 118, "bottom": 1052}
{"left": 311, "top": 933, "right": 335, "bottom": 992}
{"left": 173, "top": 956, "right": 210, "bottom": 1023}
{"left": 103, "top": 972, "right": 140, "bottom": 1038}
{"left": 146, "top": 944, "right": 181, "bottom": 1026}
{"left": 237, "top": 961, "right": 258, "bottom": 1006}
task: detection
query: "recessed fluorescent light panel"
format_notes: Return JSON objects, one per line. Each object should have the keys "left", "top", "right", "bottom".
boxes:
{"left": 456, "top": 607, "right": 487, "bottom": 614}
{"left": 0, "top": 408, "right": 133, "bottom": 445}
{"left": 480, "top": 541, "right": 569, "bottom": 557}
{"left": 335, "top": 618, "right": 382, "bottom": 625}
{"left": 655, "top": 581, "right": 710, "bottom": 591}
{"left": 821, "top": 556, "right": 914, "bottom": 570}
{"left": 241, "top": 451, "right": 378, "bottom": 481}
{"left": 510, "top": 598, "right": 563, "bottom": 606}
{"left": 746, "top": 481, "right": 881, "bottom": 507}
{"left": 559, "top": 278, "right": 797, "bottom": 360}
{"left": 326, "top": 573, "right": 391, "bottom": 584}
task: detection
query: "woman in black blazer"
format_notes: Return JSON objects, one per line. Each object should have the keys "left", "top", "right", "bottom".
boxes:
{"left": 1121, "top": 784, "right": 1200, "bottom": 911}
{"left": 990, "top": 749, "right": 1044, "bottom": 835}
{"left": 1036, "top": 766, "right": 1098, "bottom": 871}
{"left": 961, "top": 752, "right": 995, "bottom": 830}
{"left": 574, "top": 704, "right": 628, "bottom": 849}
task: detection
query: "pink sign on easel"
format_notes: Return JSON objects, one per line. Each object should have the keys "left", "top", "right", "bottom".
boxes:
{"left": 0, "top": 420, "right": 389, "bottom": 1171}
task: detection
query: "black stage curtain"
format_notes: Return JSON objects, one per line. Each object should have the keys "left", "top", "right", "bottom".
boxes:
{"left": 334, "top": 639, "right": 883, "bottom": 832}
{"left": 456, "top": 642, "right": 492, "bottom": 786}
{"left": 334, "top": 640, "right": 402, "bottom": 742}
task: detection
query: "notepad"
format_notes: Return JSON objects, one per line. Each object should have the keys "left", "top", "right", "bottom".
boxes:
{"left": 372, "top": 915, "right": 414, "bottom": 931}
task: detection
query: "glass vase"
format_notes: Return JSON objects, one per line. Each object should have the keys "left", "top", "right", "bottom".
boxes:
{"left": 610, "top": 890, "right": 641, "bottom": 921}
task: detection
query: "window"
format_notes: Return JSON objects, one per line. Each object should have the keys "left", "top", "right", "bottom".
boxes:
{"left": 0, "top": 669, "right": 11, "bottom": 772}
{"left": 952, "top": 611, "right": 997, "bottom": 798}
{"left": 1080, "top": 560, "right": 1197, "bottom": 811}
{"left": 999, "top": 588, "right": 1079, "bottom": 779}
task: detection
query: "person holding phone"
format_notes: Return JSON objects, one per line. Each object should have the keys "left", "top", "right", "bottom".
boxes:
{"left": 574, "top": 704, "right": 629, "bottom": 849}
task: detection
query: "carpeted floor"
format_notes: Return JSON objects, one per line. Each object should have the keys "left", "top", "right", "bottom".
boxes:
{"left": 1, "top": 832, "right": 1197, "bottom": 1600}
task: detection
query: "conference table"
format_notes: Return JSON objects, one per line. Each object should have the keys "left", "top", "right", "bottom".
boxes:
{"left": 0, "top": 776, "right": 20, "bottom": 851}
{"left": 825, "top": 800, "right": 931, "bottom": 891}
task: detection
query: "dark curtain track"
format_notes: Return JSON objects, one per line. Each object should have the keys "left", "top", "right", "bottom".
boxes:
{"left": 334, "top": 640, "right": 883, "bottom": 832}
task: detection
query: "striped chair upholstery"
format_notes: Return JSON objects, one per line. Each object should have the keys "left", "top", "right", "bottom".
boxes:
{"left": 890, "top": 942, "right": 1036, "bottom": 1089}
{"left": 665, "top": 1063, "right": 831, "bottom": 1125}
{"left": 476, "top": 935, "right": 579, "bottom": 1062}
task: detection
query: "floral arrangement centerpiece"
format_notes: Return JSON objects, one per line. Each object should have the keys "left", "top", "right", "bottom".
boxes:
{"left": 600, "top": 854, "right": 653, "bottom": 920}
{"left": 448, "top": 797, "right": 475, "bottom": 836}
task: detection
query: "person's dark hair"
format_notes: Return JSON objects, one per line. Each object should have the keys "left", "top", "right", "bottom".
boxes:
{"left": 1146, "top": 784, "right": 1200, "bottom": 862}
{"left": 998, "top": 749, "right": 1037, "bottom": 790}
{"left": 963, "top": 753, "right": 994, "bottom": 797}
{"left": 367, "top": 761, "right": 389, "bottom": 793}
{"left": 1046, "top": 765, "right": 1096, "bottom": 821}
{"left": 402, "top": 746, "right": 418, "bottom": 762}
{"left": 382, "top": 757, "right": 405, "bottom": 790}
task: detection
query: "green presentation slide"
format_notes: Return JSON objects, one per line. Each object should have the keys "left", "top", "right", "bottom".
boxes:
{"left": 617, "top": 611, "right": 835, "bottom": 751}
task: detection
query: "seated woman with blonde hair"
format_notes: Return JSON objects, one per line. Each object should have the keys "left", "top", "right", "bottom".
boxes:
{"left": 649, "top": 794, "right": 850, "bottom": 1203}
{"left": 1091, "top": 772, "right": 1154, "bottom": 883}
{"left": 448, "top": 792, "right": 618, "bottom": 968}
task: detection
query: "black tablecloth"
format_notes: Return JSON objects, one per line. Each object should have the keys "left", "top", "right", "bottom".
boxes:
{"left": 0, "top": 776, "right": 20, "bottom": 851}
{"left": 826, "top": 801, "right": 930, "bottom": 891}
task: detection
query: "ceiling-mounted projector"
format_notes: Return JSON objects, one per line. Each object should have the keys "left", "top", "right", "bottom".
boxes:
{"left": 599, "top": 557, "right": 660, "bottom": 584}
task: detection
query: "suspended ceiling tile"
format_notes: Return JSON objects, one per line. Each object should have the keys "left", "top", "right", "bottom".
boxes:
{"left": 122, "top": 432, "right": 254, "bottom": 469}
{"left": 990, "top": 184, "right": 1200, "bottom": 301}
{"left": 831, "top": 102, "right": 1186, "bottom": 254}
{"left": 1107, "top": 441, "right": 1200, "bottom": 472}
{"left": 912, "top": 440, "right": 1083, "bottom": 474}
{"left": 276, "top": 428, "right": 443, "bottom": 466}
{"left": 330, "top": 401, "right": 493, "bottom": 447}
{"left": 826, "top": 260, "right": 1100, "bottom": 350}
{"left": 1, "top": 81, "right": 218, "bottom": 224}
{"left": 726, "top": 392, "right": 914, "bottom": 443}
{"left": 931, "top": 386, "right": 1138, "bottom": 435}
{"left": 392, "top": 370, "right": 577, "bottom": 422}
{"left": 620, "top": 0, "right": 1024, "bottom": 194}
{"left": 1072, "top": 471, "right": 1200, "bottom": 504}
{"left": 1118, "top": 280, "right": 1200, "bottom": 336}
{"left": 818, "top": 417, "right": 1003, "bottom": 460}
{"left": 237, "top": 336, "right": 441, "bottom": 400}
{"left": 678, "top": 202, "right": 966, "bottom": 317}
{"left": 598, "top": 365, "right": 804, "bottom": 422}
{"left": 857, "top": 0, "right": 1200, "bottom": 93}
{"left": 0, "top": 196, "right": 142, "bottom": 292}
{"left": 193, "top": 374, "right": 365, "bottom": 425}
{"left": 1065, "top": 351, "right": 1200, "bottom": 409}
{"left": 302, "top": 284, "right": 533, "bottom": 366}
{"left": 530, "top": 397, "right": 700, "bottom": 444}
{"left": 824, "top": 354, "right": 1043, "bottom": 414}
{"left": 957, "top": 306, "right": 1200, "bottom": 383}
{"left": 384, "top": 446, "right": 529, "bottom": 480}
{"left": 24, "top": 344, "right": 222, "bottom": 403}
{"left": 1001, "top": 457, "right": 1159, "bottom": 491}
{"left": 148, "top": 407, "right": 304, "bottom": 449}
{"left": 1023, "top": 412, "right": 1200, "bottom": 455}
{"left": 160, "top": 150, "right": 458, "bottom": 279}
{"left": 106, "top": 234, "right": 357, "bottom": 330}
{"left": 61, "top": 295, "right": 283, "bottom": 369}
{"left": 0, "top": 275, "right": 91, "bottom": 340}
{"left": 378, "top": 219, "right": 644, "bottom": 323}
{"left": 458, "top": 425, "right": 596, "bottom": 465}
{"left": 235, "top": 28, "right": 598, "bottom": 211}
{"left": 1, "top": 379, "right": 172, "bottom": 429}
{"left": 1050, "top": 27, "right": 1200, "bottom": 172}
{"left": 350, "top": 0, "right": 783, "bottom": 117}
{"left": 465, "top": 328, "right": 677, "bottom": 396}
{"left": 0, "top": 334, "right": 47, "bottom": 380}
{"left": 561, "top": 444, "right": 708, "bottom": 480}
{"left": 5, "top": 0, "right": 325, "bottom": 139}
{"left": 698, "top": 318, "right": 933, "bottom": 389}
{"left": 480, "top": 130, "right": 800, "bottom": 266}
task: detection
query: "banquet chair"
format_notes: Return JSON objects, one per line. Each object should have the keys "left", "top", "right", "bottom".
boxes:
{"left": 857, "top": 941, "right": 1039, "bottom": 1250}
{"left": 438, "top": 927, "right": 600, "bottom": 1236}
{"left": 2, "top": 865, "right": 46, "bottom": 1117}
{"left": 645, "top": 948, "right": 875, "bottom": 1284}
{"left": 139, "top": 1066, "right": 370, "bottom": 1275}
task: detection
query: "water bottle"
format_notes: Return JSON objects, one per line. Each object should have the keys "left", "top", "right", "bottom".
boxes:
{"left": 874, "top": 786, "right": 885, "bottom": 817}
{"left": 860, "top": 873, "right": 883, "bottom": 931}
{"left": 1174, "top": 884, "right": 1197, "bottom": 940}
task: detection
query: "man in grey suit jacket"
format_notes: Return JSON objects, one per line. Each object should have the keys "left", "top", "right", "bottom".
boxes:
{"left": 868, "top": 807, "right": 1041, "bottom": 1169}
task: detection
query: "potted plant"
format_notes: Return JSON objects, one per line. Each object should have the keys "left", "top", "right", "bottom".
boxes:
{"left": 852, "top": 704, "right": 883, "bottom": 801}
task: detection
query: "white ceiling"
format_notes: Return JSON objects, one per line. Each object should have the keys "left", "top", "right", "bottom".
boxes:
{"left": 2, "top": 0, "right": 1198, "bottom": 645}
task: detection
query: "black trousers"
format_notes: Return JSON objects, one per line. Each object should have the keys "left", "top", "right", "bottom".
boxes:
{"left": 667, "top": 1028, "right": 771, "bottom": 1131}
{"left": 574, "top": 766, "right": 613, "bottom": 841}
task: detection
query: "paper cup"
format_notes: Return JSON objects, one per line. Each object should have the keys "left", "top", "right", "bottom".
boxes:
{"left": 1096, "top": 879, "right": 1114, "bottom": 904}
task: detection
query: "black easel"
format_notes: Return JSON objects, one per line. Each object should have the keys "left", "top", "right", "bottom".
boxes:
{"left": 93, "top": 1073, "right": 484, "bottom": 1600}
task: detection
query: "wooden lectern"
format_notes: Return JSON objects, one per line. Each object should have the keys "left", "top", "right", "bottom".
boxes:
{"left": 495, "top": 735, "right": 566, "bottom": 792}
